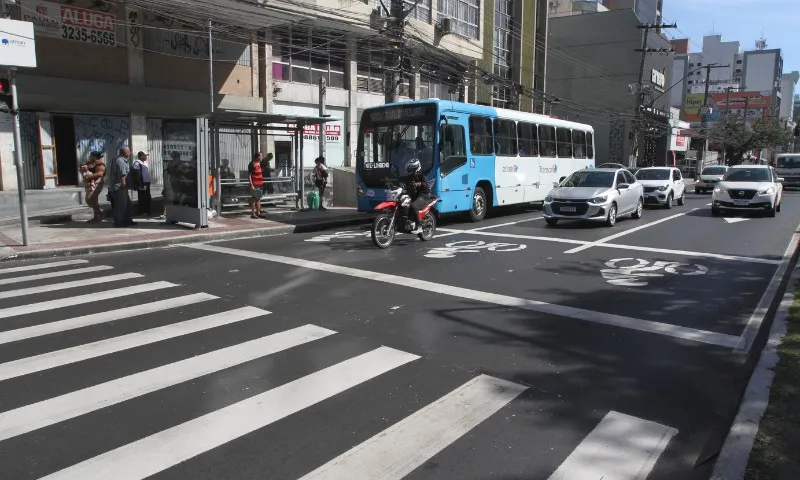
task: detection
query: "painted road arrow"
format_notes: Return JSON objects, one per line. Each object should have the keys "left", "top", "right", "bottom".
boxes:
{"left": 723, "top": 217, "right": 750, "bottom": 224}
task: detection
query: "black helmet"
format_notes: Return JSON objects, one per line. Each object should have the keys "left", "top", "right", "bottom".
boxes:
{"left": 405, "top": 158, "right": 421, "bottom": 175}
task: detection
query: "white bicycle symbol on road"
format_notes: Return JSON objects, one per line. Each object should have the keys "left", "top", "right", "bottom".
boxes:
{"left": 601, "top": 258, "right": 709, "bottom": 287}
{"left": 425, "top": 240, "right": 527, "bottom": 259}
{"left": 305, "top": 231, "right": 370, "bottom": 243}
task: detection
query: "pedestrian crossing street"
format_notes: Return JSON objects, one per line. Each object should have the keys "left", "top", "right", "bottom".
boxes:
{"left": 0, "top": 258, "right": 680, "bottom": 479}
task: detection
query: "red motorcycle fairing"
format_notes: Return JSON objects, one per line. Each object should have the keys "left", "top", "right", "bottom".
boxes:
{"left": 374, "top": 200, "right": 398, "bottom": 211}
{"left": 416, "top": 197, "right": 439, "bottom": 220}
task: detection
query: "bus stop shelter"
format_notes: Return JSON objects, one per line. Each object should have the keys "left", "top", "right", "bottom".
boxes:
{"left": 164, "top": 111, "right": 338, "bottom": 228}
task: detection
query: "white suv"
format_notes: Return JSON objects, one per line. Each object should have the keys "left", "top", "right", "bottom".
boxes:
{"left": 635, "top": 167, "right": 686, "bottom": 208}
{"left": 695, "top": 166, "right": 728, "bottom": 194}
{"left": 711, "top": 165, "right": 784, "bottom": 217}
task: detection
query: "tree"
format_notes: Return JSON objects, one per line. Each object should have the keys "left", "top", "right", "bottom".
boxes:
{"left": 708, "top": 114, "right": 791, "bottom": 165}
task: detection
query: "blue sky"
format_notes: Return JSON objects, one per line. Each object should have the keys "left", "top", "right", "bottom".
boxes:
{"left": 661, "top": 0, "right": 799, "bottom": 73}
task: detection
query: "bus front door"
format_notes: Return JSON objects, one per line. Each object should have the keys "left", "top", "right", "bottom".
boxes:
{"left": 437, "top": 120, "right": 471, "bottom": 212}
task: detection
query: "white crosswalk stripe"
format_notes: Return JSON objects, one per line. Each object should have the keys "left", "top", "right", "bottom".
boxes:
{"left": 0, "top": 260, "right": 679, "bottom": 479}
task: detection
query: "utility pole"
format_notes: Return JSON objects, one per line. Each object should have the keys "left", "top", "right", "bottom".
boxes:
{"left": 632, "top": 22, "right": 677, "bottom": 167}
{"left": 695, "top": 63, "right": 729, "bottom": 177}
{"left": 377, "top": 0, "right": 422, "bottom": 104}
{"left": 318, "top": 76, "right": 327, "bottom": 159}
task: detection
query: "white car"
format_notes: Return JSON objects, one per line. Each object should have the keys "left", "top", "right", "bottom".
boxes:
{"left": 544, "top": 168, "right": 644, "bottom": 227}
{"left": 695, "top": 166, "right": 729, "bottom": 194}
{"left": 635, "top": 167, "right": 686, "bottom": 208}
{"left": 711, "top": 165, "right": 784, "bottom": 217}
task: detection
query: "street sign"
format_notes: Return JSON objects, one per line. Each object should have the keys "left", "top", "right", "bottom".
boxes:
{"left": 0, "top": 19, "right": 37, "bottom": 68}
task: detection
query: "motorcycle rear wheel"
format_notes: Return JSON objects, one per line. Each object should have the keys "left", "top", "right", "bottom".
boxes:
{"left": 371, "top": 215, "right": 395, "bottom": 248}
{"left": 417, "top": 212, "right": 436, "bottom": 241}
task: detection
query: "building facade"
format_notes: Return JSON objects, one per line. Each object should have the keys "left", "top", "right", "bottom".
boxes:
{"left": 547, "top": 8, "right": 673, "bottom": 165}
{"left": 1, "top": 0, "right": 547, "bottom": 192}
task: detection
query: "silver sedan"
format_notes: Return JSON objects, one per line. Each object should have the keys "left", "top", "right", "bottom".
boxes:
{"left": 543, "top": 168, "right": 645, "bottom": 227}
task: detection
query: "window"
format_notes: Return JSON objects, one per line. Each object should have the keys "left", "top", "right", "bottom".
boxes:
{"left": 469, "top": 116, "right": 494, "bottom": 155}
{"left": 572, "top": 130, "right": 587, "bottom": 159}
{"left": 271, "top": 27, "right": 345, "bottom": 88}
{"left": 556, "top": 127, "right": 572, "bottom": 158}
{"left": 357, "top": 39, "right": 387, "bottom": 93}
{"left": 624, "top": 170, "right": 636, "bottom": 184}
{"left": 493, "top": 119, "right": 517, "bottom": 156}
{"left": 440, "top": 124, "right": 468, "bottom": 176}
{"left": 437, "top": 0, "right": 480, "bottom": 39}
{"left": 615, "top": 171, "right": 626, "bottom": 186}
{"left": 586, "top": 132, "right": 594, "bottom": 159}
{"left": 672, "top": 169, "right": 682, "bottom": 181}
{"left": 517, "top": 122, "right": 539, "bottom": 157}
{"left": 376, "top": 0, "right": 432, "bottom": 23}
{"left": 539, "top": 125, "right": 556, "bottom": 157}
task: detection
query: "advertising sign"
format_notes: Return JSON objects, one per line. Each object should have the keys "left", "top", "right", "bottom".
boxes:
{"left": 0, "top": 19, "right": 37, "bottom": 68}
{"left": 22, "top": 1, "right": 116, "bottom": 47}
{"left": 271, "top": 103, "right": 346, "bottom": 167}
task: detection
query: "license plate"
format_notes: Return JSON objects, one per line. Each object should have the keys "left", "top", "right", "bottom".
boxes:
{"left": 733, "top": 200, "right": 750, "bottom": 206}
{"left": 560, "top": 206, "right": 576, "bottom": 212}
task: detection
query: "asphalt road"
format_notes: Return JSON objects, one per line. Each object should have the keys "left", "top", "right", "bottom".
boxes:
{"left": 1, "top": 191, "right": 798, "bottom": 479}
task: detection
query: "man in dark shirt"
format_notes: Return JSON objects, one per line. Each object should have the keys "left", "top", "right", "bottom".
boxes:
{"left": 248, "top": 152, "right": 264, "bottom": 218}
{"left": 260, "top": 152, "right": 274, "bottom": 195}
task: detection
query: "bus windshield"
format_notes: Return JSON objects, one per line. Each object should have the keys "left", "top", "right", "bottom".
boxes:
{"left": 357, "top": 104, "right": 437, "bottom": 187}
{"left": 776, "top": 156, "right": 800, "bottom": 169}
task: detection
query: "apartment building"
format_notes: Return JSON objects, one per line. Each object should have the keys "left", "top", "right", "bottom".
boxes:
{"left": 0, "top": 0, "right": 549, "bottom": 192}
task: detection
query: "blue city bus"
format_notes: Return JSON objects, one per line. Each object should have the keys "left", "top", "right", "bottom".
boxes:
{"left": 355, "top": 100, "right": 596, "bottom": 221}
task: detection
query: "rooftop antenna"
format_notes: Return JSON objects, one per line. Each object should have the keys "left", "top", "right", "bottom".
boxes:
{"left": 755, "top": 29, "right": 767, "bottom": 50}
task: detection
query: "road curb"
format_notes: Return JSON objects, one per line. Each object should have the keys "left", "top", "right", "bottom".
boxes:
{"left": 0, "top": 215, "right": 374, "bottom": 261}
{"left": 710, "top": 267, "right": 799, "bottom": 480}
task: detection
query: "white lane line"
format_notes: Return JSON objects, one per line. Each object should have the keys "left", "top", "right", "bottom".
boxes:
{"left": 0, "top": 293, "right": 217, "bottom": 345}
{"left": 0, "top": 306, "right": 269, "bottom": 381}
{"left": 0, "top": 324, "right": 335, "bottom": 442}
{"left": 706, "top": 203, "right": 712, "bottom": 206}
{"left": 0, "top": 259, "right": 89, "bottom": 275}
{"left": 435, "top": 228, "right": 779, "bottom": 264}
{"left": 0, "top": 282, "right": 175, "bottom": 319}
{"left": 436, "top": 228, "right": 589, "bottom": 245}
{"left": 735, "top": 222, "right": 800, "bottom": 352}
{"left": 470, "top": 216, "right": 544, "bottom": 231}
{"left": 0, "top": 273, "right": 142, "bottom": 300}
{"left": 188, "top": 244, "right": 741, "bottom": 348}
{"left": 564, "top": 210, "right": 696, "bottom": 254}
{"left": 41, "top": 346, "right": 419, "bottom": 480}
{"left": 547, "top": 411, "right": 678, "bottom": 480}
{"left": 300, "top": 374, "right": 526, "bottom": 480}
{"left": 0, "top": 266, "right": 114, "bottom": 286}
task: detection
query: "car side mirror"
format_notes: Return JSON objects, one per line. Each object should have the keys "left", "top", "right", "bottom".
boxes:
{"left": 553, "top": 181, "right": 560, "bottom": 187}
{"left": 617, "top": 183, "right": 630, "bottom": 190}
{"left": 778, "top": 177, "right": 785, "bottom": 182}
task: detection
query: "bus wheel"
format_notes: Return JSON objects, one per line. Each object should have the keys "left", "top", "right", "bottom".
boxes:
{"left": 470, "top": 187, "right": 487, "bottom": 222}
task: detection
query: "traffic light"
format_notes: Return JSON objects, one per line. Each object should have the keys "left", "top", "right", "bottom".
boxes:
{"left": 0, "top": 78, "right": 11, "bottom": 114}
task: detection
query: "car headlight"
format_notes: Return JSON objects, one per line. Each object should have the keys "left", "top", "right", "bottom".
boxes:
{"left": 545, "top": 195, "right": 554, "bottom": 203}
{"left": 657, "top": 185, "right": 669, "bottom": 191}
{"left": 759, "top": 186, "right": 776, "bottom": 195}
{"left": 589, "top": 196, "right": 608, "bottom": 204}
{"left": 713, "top": 187, "right": 725, "bottom": 195}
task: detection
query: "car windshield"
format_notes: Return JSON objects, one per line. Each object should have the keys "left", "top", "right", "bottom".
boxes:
{"left": 702, "top": 167, "right": 727, "bottom": 176}
{"left": 561, "top": 171, "right": 615, "bottom": 188}
{"left": 776, "top": 156, "right": 800, "bottom": 169}
{"left": 636, "top": 169, "right": 670, "bottom": 180}
{"left": 724, "top": 168, "right": 772, "bottom": 182}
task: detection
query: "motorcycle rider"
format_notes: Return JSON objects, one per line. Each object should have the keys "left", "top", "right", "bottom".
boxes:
{"left": 403, "top": 158, "right": 432, "bottom": 234}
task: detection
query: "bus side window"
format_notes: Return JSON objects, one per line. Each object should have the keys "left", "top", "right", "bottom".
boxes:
{"left": 572, "top": 130, "right": 587, "bottom": 159}
{"left": 539, "top": 125, "right": 556, "bottom": 157}
{"left": 469, "top": 116, "right": 494, "bottom": 155}
{"left": 518, "top": 122, "right": 539, "bottom": 157}
{"left": 493, "top": 119, "right": 518, "bottom": 156}
{"left": 586, "top": 132, "right": 594, "bottom": 159}
{"left": 556, "top": 128, "right": 573, "bottom": 158}
{"left": 440, "top": 125, "right": 468, "bottom": 176}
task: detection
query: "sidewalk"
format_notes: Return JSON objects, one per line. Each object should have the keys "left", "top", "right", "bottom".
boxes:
{"left": 0, "top": 202, "right": 372, "bottom": 260}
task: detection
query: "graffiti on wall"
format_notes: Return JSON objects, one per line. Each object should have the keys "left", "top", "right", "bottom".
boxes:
{"left": 74, "top": 115, "right": 131, "bottom": 165}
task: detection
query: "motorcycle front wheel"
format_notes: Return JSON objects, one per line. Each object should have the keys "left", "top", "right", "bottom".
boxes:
{"left": 417, "top": 212, "right": 436, "bottom": 241}
{"left": 371, "top": 214, "right": 395, "bottom": 249}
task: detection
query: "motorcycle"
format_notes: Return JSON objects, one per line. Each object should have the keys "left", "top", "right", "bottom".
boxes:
{"left": 371, "top": 179, "right": 439, "bottom": 249}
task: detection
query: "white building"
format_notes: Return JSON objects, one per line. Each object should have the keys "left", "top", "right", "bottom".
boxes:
{"left": 669, "top": 35, "right": 742, "bottom": 110}
{"left": 780, "top": 72, "right": 799, "bottom": 121}
{"left": 742, "top": 48, "right": 784, "bottom": 115}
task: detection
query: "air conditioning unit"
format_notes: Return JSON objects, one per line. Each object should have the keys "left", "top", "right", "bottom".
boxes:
{"left": 441, "top": 18, "right": 452, "bottom": 34}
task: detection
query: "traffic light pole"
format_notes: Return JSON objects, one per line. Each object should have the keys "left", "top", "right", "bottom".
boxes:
{"left": 9, "top": 68, "right": 29, "bottom": 246}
